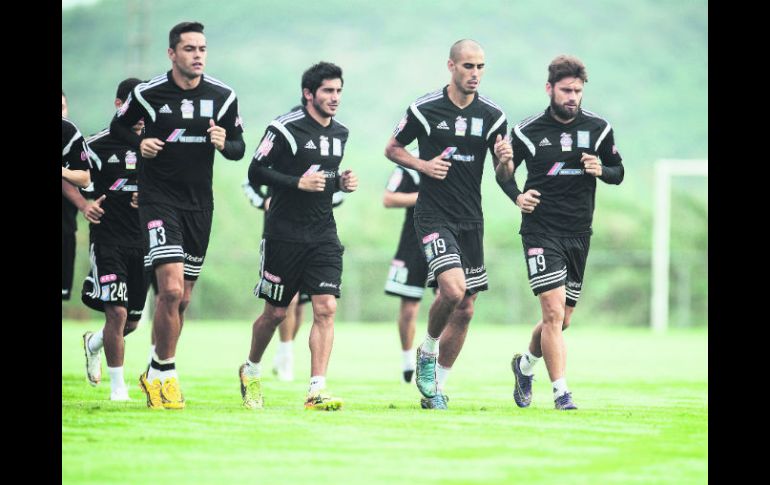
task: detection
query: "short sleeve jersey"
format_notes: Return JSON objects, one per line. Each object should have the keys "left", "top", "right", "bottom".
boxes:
{"left": 112, "top": 71, "right": 244, "bottom": 210}
{"left": 62, "top": 117, "right": 91, "bottom": 234}
{"left": 385, "top": 165, "right": 420, "bottom": 244}
{"left": 85, "top": 128, "right": 143, "bottom": 247}
{"left": 252, "top": 107, "right": 349, "bottom": 243}
{"left": 511, "top": 107, "right": 623, "bottom": 236}
{"left": 393, "top": 86, "right": 507, "bottom": 223}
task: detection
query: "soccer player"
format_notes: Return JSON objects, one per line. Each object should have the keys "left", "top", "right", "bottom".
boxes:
{"left": 497, "top": 55, "right": 624, "bottom": 410}
{"left": 79, "top": 78, "right": 151, "bottom": 401}
{"left": 384, "top": 39, "right": 511, "bottom": 409}
{"left": 382, "top": 154, "right": 428, "bottom": 383}
{"left": 62, "top": 98, "right": 92, "bottom": 301}
{"left": 242, "top": 181, "right": 346, "bottom": 382}
{"left": 110, "top": 21, "right": 246, "bottom": 409}
{"left": 239, "top": 61, "right": 357, "bottom": 411}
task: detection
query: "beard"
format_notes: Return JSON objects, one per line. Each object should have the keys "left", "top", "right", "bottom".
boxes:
{"left": 550, "top": 95, "right": 580, "bottom": 121}
{"left": 312, "top": 98, "right": 334, "bottom": 118}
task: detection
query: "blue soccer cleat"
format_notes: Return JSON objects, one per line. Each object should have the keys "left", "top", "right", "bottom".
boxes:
{"left": 511, "top": 353, "right": 533, "bottom": 408}
{"left": 554, "top": 392, "right": 578, "bottom": 410}
{"left": 415, "top": 347, "right": 438, "bottom": 398}
{"left": 420, "top": 394, "right": 449, "bottom": 410}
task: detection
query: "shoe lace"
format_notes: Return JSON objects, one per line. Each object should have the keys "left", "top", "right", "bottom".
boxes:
{"left": 164, "top": 379, "right": 180, "bottom": 399}
{"left": 556, "top": 392, "right": 572, "bottom": 406}
{"left": 246, "top": 379, "right": 262, "bottom": 398}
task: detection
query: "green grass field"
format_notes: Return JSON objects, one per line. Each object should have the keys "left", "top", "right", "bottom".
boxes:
{"left": 62, "top": 320, "right": 707, "bottom": 485}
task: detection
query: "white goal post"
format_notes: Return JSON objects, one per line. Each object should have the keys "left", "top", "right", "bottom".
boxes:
{"left": 651, "top": 159, "right": 708, "bottom": 333}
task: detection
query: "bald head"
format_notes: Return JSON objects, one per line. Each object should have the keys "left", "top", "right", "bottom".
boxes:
{"left": 449, "top": 39, "right": 483, "bottom": 61}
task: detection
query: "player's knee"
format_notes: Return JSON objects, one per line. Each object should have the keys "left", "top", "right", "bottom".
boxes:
{"left": 157, "top": 287, "right": 184, "bottom": 306}
{"left": 312, "top": 298, "right": 337, "bottom": 324}
{"left": 105, "top": 305, "right": 128, "bottom": 323}
{"left": 542, "top": 305, "right": 565, "bottom": 326}
{"left": 262, "top": 305, "right": 287, "bottom": 327}
{"left": 438, "top": 283, "right": 465, "bottom": 306}
{"left": 178, "top": 297, "right": 191, "bottom": 315}
{"left": 453, "top": 300, "right": 475, "bottom": 324}
{"left": 124, "top": 320, "right": 139, "bottom": 336}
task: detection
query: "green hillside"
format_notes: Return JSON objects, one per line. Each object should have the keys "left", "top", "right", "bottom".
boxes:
{"left": 62, "top": 0, "right": 708, "bottom": 325}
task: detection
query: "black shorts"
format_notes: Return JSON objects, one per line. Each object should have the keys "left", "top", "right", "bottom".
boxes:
{"left": 139, "top": 203, "right": 213, "bottom": 281}
{"left": 414, "top": 217, "right": 487, "bottom": 295}
{"left": 62, "top": 232, "right": 76, "bottom": 300}
{"left": 521, "top": 233, "right": 590, "bottom": 307}
{"left": 81, "top": 243, "right": 151, "bottom": 321}
{"left": 255, "top": 238, "right": 344, "bottom": 307}
{"left": 384, "top": 231, "right": 428, "bottom": 300}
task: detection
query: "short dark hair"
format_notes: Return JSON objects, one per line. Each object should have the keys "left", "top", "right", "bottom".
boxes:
{"left": 547, "top": 55, "right": 588, "bottom": 85}
{"left": 169, "top": 21, "right": 204, "bottom": 49}
{"left": 115, "top": 78, "right": 143, "bottom": 103}
{"left": 300, "top": 62, "right": 343, "bottom": 106}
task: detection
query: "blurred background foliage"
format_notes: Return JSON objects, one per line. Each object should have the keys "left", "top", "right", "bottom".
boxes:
{"left": 62, "top": 0, "right": 707, "bottom": 326}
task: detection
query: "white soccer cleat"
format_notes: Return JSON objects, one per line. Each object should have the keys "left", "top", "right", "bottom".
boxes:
{"left": 110, "top": 388, "right": 131, "bottom": 401}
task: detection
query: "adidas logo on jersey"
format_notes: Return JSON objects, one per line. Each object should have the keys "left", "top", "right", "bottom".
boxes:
{"left": 159, "top": 104, "right": 172, "bottom": 114}
{"left": 538, "top": 137, "right": 552, "bottom": 146}
{"left": 304, "top": 140, "right": 317, "bottom": 149}
{"left": 436, "top": 120, "right": 450, "bottom": 130}
{"left": 107, "top": 154, "right": 119, "bottom": 164}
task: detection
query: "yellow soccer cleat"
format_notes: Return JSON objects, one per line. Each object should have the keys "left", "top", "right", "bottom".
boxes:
{"left": 160, "top": 377, "right": 185, "bottom": 410}
{"left": 304, "top": 391, "right": 343, "bottom": 411}
{"left": 239, "top": 363, "right": 264, "bottom": 410}
{"left": 138, "top": 371, "right": 163, "bottom": 410}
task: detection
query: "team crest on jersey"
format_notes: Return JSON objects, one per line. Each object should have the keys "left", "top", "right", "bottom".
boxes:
{"left": 333, "top": 138, "right": 342, "bottom": 156}
{"left": 455, "top": 116, "right": 467, "bottom": 136}
{"left": 560, "top": 132, "right": 572, "bottom": 152}
{"left": 263, "top": 271, "right": 282, "bottom": 283}
{"left": 471, "top": 117, "right": 484, "bottom": 137}
{"left": 319, "top": 136, "right": 330, "bottom": 156}
{"left": 235, "top": 115, "right": 243, "bottom": 128}
{"left": 99, "top": 274, "right": 118, "bottom": 283}
{"left": 200, "top": 99, "right": 213, "bottom": 117}
{"left": 256, "top": 135, "right": 274, "bottom": 158}
{"left": 422, "top": 232, "right": 439, "bottom": 244}
{"left": 117, "top": 95, "right": 132, "bottom": 117}
{"left": 181, "top": 99, "right": 194, "bottom": 119}
{"left": 577, "top": 131, "right": 590, "bottom": 148}
{"left": 80, "top": 151, "right": 88, "bottom": 161}
{"left": 394, "top": 115, "right": 408, "bottom": 135}
{"left": 125, "top": 151, "right": 137, "bottom": 169}
{"left": 612, "top": 145, "right": 618, "bottom": 155}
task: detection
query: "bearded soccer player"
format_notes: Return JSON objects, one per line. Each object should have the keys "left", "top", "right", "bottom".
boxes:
{"left": 497, "top": 55, "right": 624, "bottom": 410}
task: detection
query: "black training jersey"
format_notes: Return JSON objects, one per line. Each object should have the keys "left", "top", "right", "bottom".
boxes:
{"left": 393, "top": 86, "right": 507, "bottom": 223}
{"left": 249, "top": 106, "right": 349, "bottom": 243}
{"left": 385, "top": 165, "right": 420, "bottom": 247}
{"left": 85, "top": 128, "right": 144, "bottom": 247}
{"left": 511, "top": 107, "right": 624, "bottom": 236}
{"left": 111, "top": 71, "right": 244, "bottom": 210}
{"left": 62, "top": 117, "right": 91, "bottom": 234}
